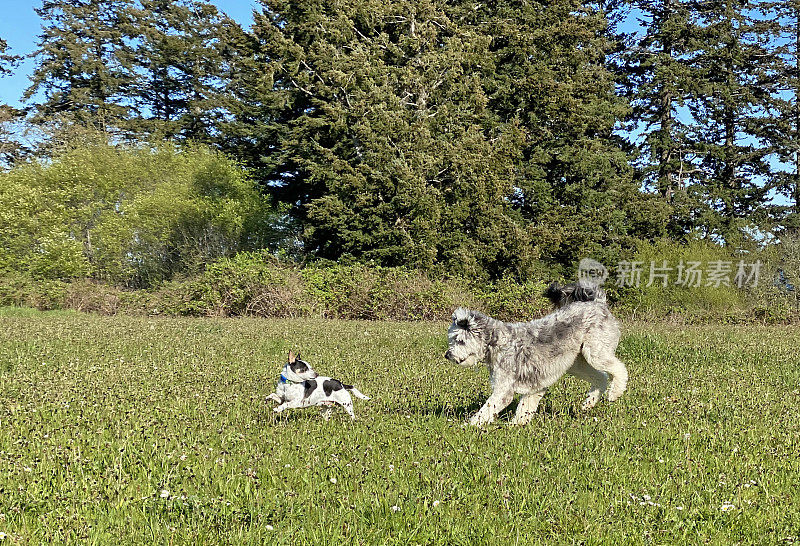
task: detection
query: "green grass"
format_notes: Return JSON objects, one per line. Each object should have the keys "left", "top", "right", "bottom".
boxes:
{"left": 0, "top": 314, "right": 799, "bottom": 544}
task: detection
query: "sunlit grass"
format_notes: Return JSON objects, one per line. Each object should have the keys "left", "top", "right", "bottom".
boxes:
{"left": 0, "top": 314, "right": 798, "bottom": 544}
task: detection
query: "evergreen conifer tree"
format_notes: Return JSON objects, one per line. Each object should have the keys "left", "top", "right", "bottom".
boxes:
{"left": 25, "top": 0, "right": 137, "bottom": 132}
{"left": 684, "top": 0, "right": 782, "bottom": 243}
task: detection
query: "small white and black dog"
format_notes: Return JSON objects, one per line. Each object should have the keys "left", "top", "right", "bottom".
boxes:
{"left": 445, "top": 280, "right": 628, "bottom": 426}
{"left": 266, "top": 351, "right": 370, "bottom": 420}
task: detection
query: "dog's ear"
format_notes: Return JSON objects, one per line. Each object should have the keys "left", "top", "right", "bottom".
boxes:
{"left": 288, "top": 350, "right": 296, "bottom": 363}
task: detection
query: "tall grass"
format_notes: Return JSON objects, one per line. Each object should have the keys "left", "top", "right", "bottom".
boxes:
{"left": 0, "top": 314, "right": 798, "bottom": 543}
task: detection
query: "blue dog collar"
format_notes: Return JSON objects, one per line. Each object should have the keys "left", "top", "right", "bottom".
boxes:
{"left": 279, "top": 374, "right": 289, "bottom": 384}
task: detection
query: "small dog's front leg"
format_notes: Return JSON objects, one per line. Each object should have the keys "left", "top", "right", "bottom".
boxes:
{"left": 469, "top": 389, "right": 514, "bottom": 426}
{"left": 273, "top": 399, "right": 308, "bottom": 413}
{"left": 266, "top": 393, "right": 282, "bottom": 404}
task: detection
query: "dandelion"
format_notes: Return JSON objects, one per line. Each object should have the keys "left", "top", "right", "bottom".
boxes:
{"left": 720, "top": 502, "right": 736, "bottom": 512}
{"left": 160, "top": 489, "right": 170, "bottom": 499}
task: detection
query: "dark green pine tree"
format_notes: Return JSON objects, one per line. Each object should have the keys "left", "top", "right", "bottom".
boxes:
{"left": 224, "top": 0, "right": 538, "bottom": 277}
{"left": 25, "top": 0, "right": 137, "bottom": 133}
{"left": 685, "top": 0, "right": 783, "bottom": 244}
{"left": 474, "top": 0, "right": 670, "bottom": 268}
{"left": 767, "top": 0, "right": 800, "bottom": 232}
{"left": 127, "top": 0, "right": 235, "bottom": 141}
{"left": 0, "top": 37, "right": 21, "bottom": 78}
{"left": 620, "top": 0, "right": 707, "bottom": 238}
{"left": 0, "top": 37, "right": 25, "bottom": 165}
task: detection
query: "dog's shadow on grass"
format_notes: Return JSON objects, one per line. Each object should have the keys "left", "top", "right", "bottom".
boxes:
{"left": 418, "top": 396, "right": 573, "bottom": 422}
{"left": 417, "top": 397, "right": 518, "bottom": 421}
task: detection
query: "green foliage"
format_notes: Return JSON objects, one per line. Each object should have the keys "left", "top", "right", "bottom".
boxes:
{"left": 474, "top": 277, "right": 551, "bottom": 320}
{"left": 0, "top": 140, "right": 272, "bottom": 286}
{"left": 166, "top": 253, "right": 472, "bottom": 320}
{"left": 221, "top": 0, "right": 648, "bottom": 278}
{"left": 614, "top": 239, "right": 749, "bottom": 319}
{"left": 747, "top": 234, "right": 800, "bottom": 321}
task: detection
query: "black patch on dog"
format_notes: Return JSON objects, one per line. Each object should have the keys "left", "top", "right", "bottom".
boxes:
{"left": 303, "top": 379, "right": 317, "bottom": 398}
{"left": 323, "top": 379, "right": 344, "bottom": 397}
{"left": 543, "top": 282, "right": 565, "bottom": 306}
{"left": 291, "top": 359, "right": 309, "bottom": 374}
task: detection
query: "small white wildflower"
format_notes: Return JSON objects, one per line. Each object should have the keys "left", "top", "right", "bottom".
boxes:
{"left": 23, "top": 467, "right": 32, "bottom": 473}
{"left": 675, "top": 506, "right": 684, "bottom": 511}
{"left": 391, "top": 505, "right": 400, "bottom": 512}
{"left": 432, "top": 500, "right": 440, "bottom": 508}
{"left": 720, "top": 502, "right": 736, "bottom": 512}
{"left": 180, "top": 454, "right": 187, "bottom": 461}
{"left": 284, "top": 464, "right": 291, "bottom": 468}
{"left": 266, "top": 525, "right": 274, "bottom": 531}
{"left": 329, "top": 477, "right": 337, "bottom": 484}
{"left": 388, "top": 464, "right": 394, "bottom": 472}
{"left": 160, "top": 489, "right": 170, "bottom": 499}
{"left": 683, "top": 433, "right": 691, "bottom": 439}
{"left": 0, "top": 532, "right": 7, "bottom": 540}
{"left": 642, "top": 494, "right": 651, "bottom": 501}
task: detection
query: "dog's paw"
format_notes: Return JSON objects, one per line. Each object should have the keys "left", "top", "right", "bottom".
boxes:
{"left": 581, "top": 395, "right": 600, "bottom": 410}
{"left": 468, "top": 414, "right": 490, "bottom": 427}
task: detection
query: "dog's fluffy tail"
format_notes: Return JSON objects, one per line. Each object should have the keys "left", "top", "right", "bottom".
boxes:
{"left": 544, "top": 279, "right": 607, "bottom": 308}
{"left": 345, "top": 385, "right": 370, "bottom": 400}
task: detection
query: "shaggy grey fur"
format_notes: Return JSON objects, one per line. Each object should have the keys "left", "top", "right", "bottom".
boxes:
{"left": 445, "top": 284, "right": 627, "bottom": 426}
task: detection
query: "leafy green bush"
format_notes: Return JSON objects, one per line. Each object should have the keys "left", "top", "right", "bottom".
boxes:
{"left": 0, "top": 141, "right": 273, "bottom": 286}
{"left": 614, "top": 239, "right": 753, "bottom": 321}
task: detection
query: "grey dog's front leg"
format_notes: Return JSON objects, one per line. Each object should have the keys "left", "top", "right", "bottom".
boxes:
{"left": 469, "top": 388, "right": 514, "bottom": 426}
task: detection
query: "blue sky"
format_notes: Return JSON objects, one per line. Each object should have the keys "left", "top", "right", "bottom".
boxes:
{"left": 0, "top": 0, "right": 261, "bottom": 108}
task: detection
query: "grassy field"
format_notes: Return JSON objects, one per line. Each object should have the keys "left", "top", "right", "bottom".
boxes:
{"left": 0, "top": 310, "right": 799, "bottom": 544}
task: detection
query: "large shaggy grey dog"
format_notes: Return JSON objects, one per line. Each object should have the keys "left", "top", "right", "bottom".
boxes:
{"left": 445, "top": 280, "right": 627, "bottom": 426}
